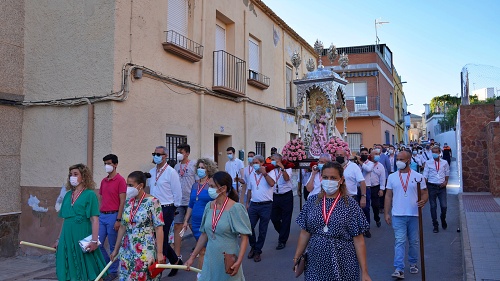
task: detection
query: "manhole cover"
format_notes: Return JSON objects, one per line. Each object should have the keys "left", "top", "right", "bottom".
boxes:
{"left": 463, "top": 195, "right": 500, "bottom": 212}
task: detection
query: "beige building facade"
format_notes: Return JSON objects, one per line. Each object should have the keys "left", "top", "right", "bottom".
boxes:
{"left": 1, "top": 0, "right": 316, "bottom": 254}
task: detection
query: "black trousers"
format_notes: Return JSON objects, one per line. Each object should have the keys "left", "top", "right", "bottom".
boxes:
{"left": 161, "top": 205, "right": 180, "bottom": 263}
{"left": 271, "top": 191, "right": 294, "bottom": 244}
{"left": 370, "top": 185, "right": 381, "bottom": 223}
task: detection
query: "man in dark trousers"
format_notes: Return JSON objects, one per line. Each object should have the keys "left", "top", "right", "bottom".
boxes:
{"left": 270, "top": 153, "right": 293, "bottom": 250}
{"left": 442, "top": 143, "right": 452, "bottom": 166}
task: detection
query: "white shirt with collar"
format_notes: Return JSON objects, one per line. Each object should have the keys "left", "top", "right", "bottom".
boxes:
{"left": 423, "top": 158, "right": 450, "bottom": 185}
{"left": 360, "top": 160, "right": 374, "bottom": 186}
{"left": 343, "top": 162, "right": 365, "bottom": 196}
{"left": 247, "top": 170, "right": 276, "bottom": 203}
{"left": 422, "top": 150, "right": 432, "bottom": 161}
{"left": 225, "top": 158, "right": 244, "bottom": 187}
{"left": 273, "top": 167, "right": 293, "bottom": 194}
{"left": 370, "top": 162, "right": 387, "bottom": 189}
{"left": 306, "top": 172, "right": 322, "bottom": 199}
{"left": 149, "top": 163, "right": 182, "bottom": 207}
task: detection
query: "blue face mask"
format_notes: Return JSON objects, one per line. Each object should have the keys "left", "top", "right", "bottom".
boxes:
{"left": 271, "top": 160, "right": 277, "bottom": 166}
{"left": 153, "top": 155, "right": 163, "bottom": 164}
{"left": 253, "top": 164, "right": 261, "bottom": 171}
{"left": 432, "top": 153, "right": 439, "bottom": 159}
{"left": 248, "top": 157, "right": 254, "bottom": 163}
{"left": 197, "top": 168, "right": 206, "bottom": 178}
{"left": 374, "top": 155, "right": 381, "bottom": 162}
{"left": 208, "top": 187, "right": 219, "bottom": 199}
{"left": 318, "top": 163, "right": 324, "bottom": 170}
{"left": 227, "top": 154, "right": 234, "bottom": 160}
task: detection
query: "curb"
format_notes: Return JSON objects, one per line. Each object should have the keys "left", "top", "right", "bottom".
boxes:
{"left": 458, "top": 193, "right": 475, "bottom": 281}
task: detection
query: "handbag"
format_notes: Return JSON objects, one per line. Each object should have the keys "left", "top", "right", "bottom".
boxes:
{"left": 148, "top": 261, "right": 165, "bottom": 278}
{"left": 294, "top": 252, "right": 307, "bottom": 278}
{"left": 78, "top": 234, "right": 101, "bottom": 253}
{"left": 223, "top": 252, "right": 238, "bottom": 274}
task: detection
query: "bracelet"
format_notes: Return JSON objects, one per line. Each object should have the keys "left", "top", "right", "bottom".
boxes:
{"left": 90, "top": 240, "right": 99, "bottom": 244}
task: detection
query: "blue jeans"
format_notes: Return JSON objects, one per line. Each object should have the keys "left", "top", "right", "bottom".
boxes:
{"left": 357, "top": 186, "right": 371, "bottom": 225}
{"left": 428, "top": 183, "right": 447, "bottom": 226}
{"left": 98, "top": 213, "right": 119, "bottom": 274}
{"left": 248, "top": 202, "right": 272, "bottom": 254}
{"left": 392, "top": 216, "right": 419, "bottom": 271}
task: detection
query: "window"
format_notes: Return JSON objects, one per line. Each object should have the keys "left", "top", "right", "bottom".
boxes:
{"left": 345, "top": 82, "right": 367, "bottom": 111}
{"left": 255, "top": 142, "right": 266, "bottom": 157}
{"left": 166, "top": 134, "right": 187, "bottom": 164}
{"left": 346, "top": 133, "right": 362, "bottom": 153}
{"left": 385, "top": 131, "right": 390, "bottom": 145}
{"left": 286, "top": 64, "right": 294, "bottom": 108}
{"left": 167, "top": 0, "right": 188, "bottom": 36}
{"left": 392, "top": 134, "right": 395, "bottom": 145}
{"left": 290, "top": 133, "right": 298, "bottom": 141}
{"left": 390, "top": 92, "right": 394, "bottom": 108}
{"left": 248, "top": 37, "right": 259, "bottom": 72}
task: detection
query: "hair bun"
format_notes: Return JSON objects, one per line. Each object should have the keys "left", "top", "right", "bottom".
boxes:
{"left": 144, "top": 172, "right": 152, "bottom": 179}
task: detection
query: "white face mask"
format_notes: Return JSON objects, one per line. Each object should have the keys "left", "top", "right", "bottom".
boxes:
{"left": 396, "top": 160, "right": 407, "bottom": 170}
{"left": 105, "top": 164, "right": 114, "bottom": 174}
{"left": 69, "top": 176, "right": 79, "bottom": 187}
{"left": 321, "top": 180, "right": 339, "bottom": 196}
{"left": 126, "top": 185, "right": 139, "bottom": 199}
{"left": 177, "top": 153, "right": 184, "bottom": 162}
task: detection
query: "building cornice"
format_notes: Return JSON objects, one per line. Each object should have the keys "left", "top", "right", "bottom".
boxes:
{"left": 252, "top": 0, "right": 315, "bottom": 55}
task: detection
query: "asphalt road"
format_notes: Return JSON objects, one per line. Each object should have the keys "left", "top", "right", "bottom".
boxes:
{"left": 168, "top": 192, "right": 462, "bottom": 281}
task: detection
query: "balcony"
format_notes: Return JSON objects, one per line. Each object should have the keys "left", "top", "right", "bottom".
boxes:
{"left": 247, "top": 70, "right": 270, "bottom": 90}
{"left": 213, "top": 50, "right": 246, "bottom": 97}
{"left": 162, "top": 30, "right": 203, "bottom": 62}
{"left": 337, "top": 96, "right": 380, "bottom": 113}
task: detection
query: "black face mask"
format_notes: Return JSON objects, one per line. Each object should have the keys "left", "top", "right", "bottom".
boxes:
{"left": 336, "top": 156, "right": 345, "bottom": 164}
{"left": 360, "top": 155, "right": 369, "bottom": 161}
{"left": 382, "top": 148, "right": 387, "bottom": 153}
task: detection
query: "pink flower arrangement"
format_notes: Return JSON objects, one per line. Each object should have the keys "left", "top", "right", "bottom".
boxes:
{"left": 282, "top": 138, "right": 307, "bottom": 162}
{"left": 324, "top": 137, "right": 351, "bottom": 158}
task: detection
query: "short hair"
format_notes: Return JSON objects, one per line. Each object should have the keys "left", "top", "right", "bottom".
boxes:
{"left": 360, "top": 147, "right": 369, "bottom": 153}
{"left": 253, "top": 155, "right": 265, "bottom": 163}
{"left": 248, "top": 151, "right": 256, "bottom": 156}
{"left": 226, "top": 147, "right": 235, "bottom": 153}
{"left": 319, "top": 153, "right": 332, "bottom": 161}
{"left": 389, "top": 145, "right": 395, "bottom": 149}
{"left": 431, "top": 145, "right": 441, "bottom": 152}
{"left": 177, "top": 143, "right": 191, "bottom": 153}
{"left": 156, "top": 146, "right": 168, "bottom": 155}
{"left": 103, "top": 154, "right": 118, "bottom": 164}
{"left": 271, "top": 153, "right": 283, "bottom": 161}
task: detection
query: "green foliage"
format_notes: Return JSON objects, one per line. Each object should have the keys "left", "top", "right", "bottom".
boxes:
{"left": 430, "top": 94, "right": 461, "bottom": 112}
{"left": 470, "top": 95, "right": 500, "bottom": 105}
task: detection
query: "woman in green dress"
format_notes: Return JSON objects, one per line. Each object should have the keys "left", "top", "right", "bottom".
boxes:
{"left": 54, "top": 164, "right": 107, "bottom": 281}
{"left": 185, "top": 171, "right": 252, "bottom": 281}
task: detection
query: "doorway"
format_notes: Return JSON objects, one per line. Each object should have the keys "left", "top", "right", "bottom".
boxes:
{"left": 214, "top": 134, "right": 232, "bottom": 170}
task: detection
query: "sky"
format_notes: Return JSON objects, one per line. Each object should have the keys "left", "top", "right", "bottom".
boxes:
{"left": 264, "top": 0, "right": 500, "bottom": 115}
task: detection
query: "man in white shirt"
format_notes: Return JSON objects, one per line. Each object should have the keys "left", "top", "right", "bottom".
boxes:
{"left": 173, "top": 143, "right": 197, "bottom": 260}
{"left": 305, "top": 153, "right": 332, "bottom": 199}
{"left": 358, "top": 148, "right": 374, "bottom": 237}
{"left": 369, "top": 149, "right": 387, "bottom": 228}
{"left": 421, "top": 144, "right": 432, "bottom": 168}
{"left": 410, "top": 148, "right": 423, "bottom": 173}
{"left": 269, "top": 154, "right": 293, "bottom": 250}
{"left": 242, "top": 151, "right": 256, "bottom": 204}
{"left": 423, "top": 145, "right": 450, "bottom": 233}
{"left": 335, "top": 149, "right": 367, "bottom": 209}
{"left": 246, "top": 155, "right": 276, "bottom": 262}
{"left": 149, "top": 146, "right": 183, "bottom": 276}
{"left": 385, "top": 150, "right": 428, "bottom": 279}
{"left": 225, "top": 146, "right": 245, "bottom": 192}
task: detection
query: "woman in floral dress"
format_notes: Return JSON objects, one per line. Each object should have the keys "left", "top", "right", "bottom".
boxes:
{"left": 111, "top": 171, "right": 165, "bottom": 280}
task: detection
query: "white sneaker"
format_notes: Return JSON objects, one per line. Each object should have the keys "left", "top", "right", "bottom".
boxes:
{"left": 391, "top": 270, "right": 405, "bottom": 279}
{"left": 410, "top": 265, "right": 419, "bottom": 274}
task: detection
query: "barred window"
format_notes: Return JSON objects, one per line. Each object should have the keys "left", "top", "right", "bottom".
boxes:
{"left": 255, "top": 142, "right": 266, "bottom": 158}
{"left": 166, "top": 134, "right": 187, "bottom": 165}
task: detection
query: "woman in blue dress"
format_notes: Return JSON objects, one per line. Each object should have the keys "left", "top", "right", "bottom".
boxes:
{"left": 182, "top": 158, "right": 218, "bottom": 271}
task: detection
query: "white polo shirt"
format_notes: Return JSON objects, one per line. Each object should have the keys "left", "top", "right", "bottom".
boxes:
{"left": 306, "top": 172, "right": 322, "bottom": 199}
{"left": 247, "top": 171, "right": 276, "bottom": 203}
{"left": 273, "top": 168, "right": 293, "bottom": 194}
{"left": 387, "top": 170, "right": 427, "bottom": 216}
{"left": 423, "top": 158, "right": 450, "bottom": 184}
{"left": 225, "top": 158, "right": 244, "bottom": 188}
{"left": 343, "top": 162, "right": 365, "bottom": 196}
{"left": 149, "top": 164, "right": 182, "bottom": 206}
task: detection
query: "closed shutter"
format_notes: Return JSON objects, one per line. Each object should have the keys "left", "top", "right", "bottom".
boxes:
{"left": 248, "top": 38, "right": 259, "bottom": 71}
{"left": 168, "top": 0, "right": 188, "bottom": 36}
{"left": 346, "top": 133, "right": 362, "bottom": 153}
{"left": 214, "top": 24, "right": 226, "bottom": 86}
{"left": 215, "top": 24, "right": 226, "bottom": 51}
{"left": 286, "top": 65, "right": 293, "bottom": 107}
{"left": 345, "top": 82, "right": 367, "bottom": 98}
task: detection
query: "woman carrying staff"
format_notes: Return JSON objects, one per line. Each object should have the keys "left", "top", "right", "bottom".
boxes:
{"left": 110, "top": 171, "right": 165, "bottom": 280}
{"left": 54, "top": 164, "right": 107, "bottom": 281}
{"left": 182, "top": 158, "right": 218, "bottom": 271}
{"left": 294, "top": 161, "right": 372, "bottom": 281}
{"left": 185, "top": 171, "right": 251, "bottom": 280}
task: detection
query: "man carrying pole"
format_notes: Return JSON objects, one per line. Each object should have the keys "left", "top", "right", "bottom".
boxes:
{"left": 384, "top": 150, "right": 428, "bottom": 280}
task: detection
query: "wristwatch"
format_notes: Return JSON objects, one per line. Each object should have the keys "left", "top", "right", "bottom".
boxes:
{"left": 361, "top": 194, "right": 367, "bottom": 197}
{"left": 116, "top": 218, "right": 122, "bottom": 222}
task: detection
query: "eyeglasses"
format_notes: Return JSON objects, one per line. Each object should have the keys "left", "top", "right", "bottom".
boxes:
{"left": 152, "top": 153, "right": 166, "bottom": 157}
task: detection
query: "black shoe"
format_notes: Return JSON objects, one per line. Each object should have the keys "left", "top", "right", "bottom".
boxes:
{"left": 364, "top": 230, "right": 372, "bottom": 238}
{"left": 441, "top": 218, "right": 448, "bottom": 230}
{"left": 253, "top": 253, "right": 262, "bottom": 262}
{"left": 167, "top": 258, "right": 183, "bottom": 277}
{"left": 433, "top": 226, "right": 439, "bottom": 233}
{"left": 247, "top": 248, "right": 255, "bottom": 259}
{"left": 376, "top": 221, "right": 381, "bottom": 227}
{"left": 276, "top": 242, "right": 286, "bottom": 250}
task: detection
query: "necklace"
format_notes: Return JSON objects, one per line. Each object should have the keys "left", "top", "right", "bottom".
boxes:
{"left": 196, "top": 180, "right": 209, "bottom": 201}
{"left": 71, "top": 188, "right": 85, "bottom": 206}
{"left": 129, "top": 192, "right": 146, "bottom": 223}
{"left": 155, "top": 163, "right": 168, "bottom": 186}
{"left": 180, "top": 160, "right": 190, "bottom": 177}
{"left": 211, "top": 197, "right": 229, "bottom": 238}
{"left": 322, "top": 193, "right": 341, "bottom": 233}
{"left": 399, "top": 170, "right": 412, "bottom": 197}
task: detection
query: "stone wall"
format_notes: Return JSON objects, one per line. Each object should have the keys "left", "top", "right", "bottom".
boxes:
{"left": 0, "top": 213, "right": 20, "bottom": 257}
{"left": 486, "top": 121, "right": 500, "bottom": 196}
{"left": 459, "top": 104, "right": 495, "bottom": 192}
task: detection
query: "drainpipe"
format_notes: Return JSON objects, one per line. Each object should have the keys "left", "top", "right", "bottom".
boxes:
{"left": 87, "top": 102, "right": 94, "bottom": 172}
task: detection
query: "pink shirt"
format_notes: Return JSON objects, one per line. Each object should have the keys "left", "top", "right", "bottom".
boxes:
{"left": 99, "top": 173, "right": 127, "bottom": 212}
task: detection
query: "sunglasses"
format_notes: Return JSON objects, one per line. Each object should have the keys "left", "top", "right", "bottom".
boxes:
{"left": 152, "top": 153, "right": 166, "bottom": 157}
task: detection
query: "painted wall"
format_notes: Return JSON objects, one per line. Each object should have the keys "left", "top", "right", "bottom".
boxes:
{"left": 433, "top": 130, "right": 457, "bottom": 158}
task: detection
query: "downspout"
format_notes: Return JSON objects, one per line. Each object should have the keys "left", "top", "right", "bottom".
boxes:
{"left": 87, "top": 101, "right": 94, "bottom": 173}
{"left": 199, "top": 0, "right": 206, "bottom": 156}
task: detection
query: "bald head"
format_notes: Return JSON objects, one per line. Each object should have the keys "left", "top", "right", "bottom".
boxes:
{"left": 396, "top": 150, "right": 411, "bottom": 162}
{"left": 334, "top": 149, "right": 347, "bottom": 158}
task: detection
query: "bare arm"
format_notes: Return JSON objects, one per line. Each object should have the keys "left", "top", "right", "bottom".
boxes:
{"left": 359, "top": 181, "right": 367, "bottom": 208}
{"left": 353, "top": 234, "right": 372, "bottom": 281}
{"left": 230, "top": 234, "right": 249, "bottom": 276}
{"left": 306, "top": 171, "right": 318, "bottom": 192}
{"left": 293, "top": 229, "right": 311, "bottom": 270}
{"left": 114, "top": 193, "right": 126, "bottom": 231}
{"left": 384, "top": 189, "right": 393, "bottom": 225}
{"left": 110, "top": 224, "right": 126, "bottom": 260}
{"left": 154, "top": 225, "right": 165, "bottom": 263}
{"left": 183, "top": 207, "right": 193, "bottom": 229}
{"left": 86, "top": 216, "right": 100, "bottom": 252}
{"left": 418, "top": 188, "right": 429, "bottom": 208}
{"left": 263, "top": 173, "right": 275, "bottom": 187}
{"left": 185, "top": 232, "right": 208, "bottom": 270}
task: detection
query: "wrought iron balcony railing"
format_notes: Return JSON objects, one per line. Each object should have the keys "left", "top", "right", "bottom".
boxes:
{"left": 162, "top": 30, "right": 203, "bottom": 62}
{"left": 247, "top": 69, "right": 270, "bottom": 90}
{"left": 213, "top": 50, "right": 246, "bottom": 97}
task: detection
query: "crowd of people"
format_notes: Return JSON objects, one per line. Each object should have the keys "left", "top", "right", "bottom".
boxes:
{"left": 52, "top": 139, "right": 451, "bottom": 280}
